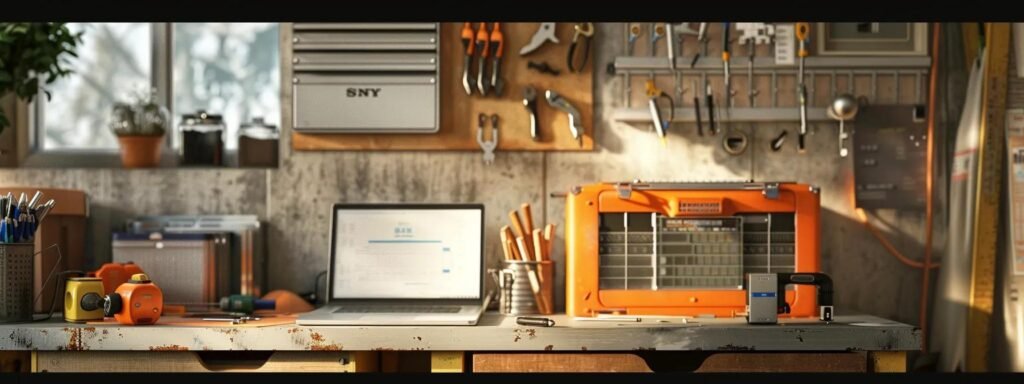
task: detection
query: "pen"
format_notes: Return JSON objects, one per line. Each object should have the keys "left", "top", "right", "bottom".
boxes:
{"left": 516, "top": 316, "right": 555, "bottom": 327}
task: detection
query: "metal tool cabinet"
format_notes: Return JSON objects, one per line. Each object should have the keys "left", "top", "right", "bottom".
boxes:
{"left": 291, "top": 23, "right": 441, "bottom": 133}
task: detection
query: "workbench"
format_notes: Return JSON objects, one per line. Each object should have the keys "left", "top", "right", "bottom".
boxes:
{"left": 0, "top": 313, "right": 919, "bottom": 373}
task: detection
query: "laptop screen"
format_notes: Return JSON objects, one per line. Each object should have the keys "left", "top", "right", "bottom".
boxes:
{"left": 330, "top": 206, "right": 483, "bottom": 300}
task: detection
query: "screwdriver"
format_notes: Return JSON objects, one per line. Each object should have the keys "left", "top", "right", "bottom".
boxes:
{"left": 795, "top": 22, "right": 810, "bottom": 153}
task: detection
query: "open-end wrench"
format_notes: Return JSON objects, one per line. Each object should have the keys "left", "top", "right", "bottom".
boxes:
{"left": 520, "top": 22, "right": 559, "bottom": 56}
{"left": 523, "top": 86, "right": 539, "bottom": 141}
{"left": 460, "top": 22, "right": 476, "bottom": 96}
{"left": 545, "top": 90, "right": 583, "bottom": 147}
{"left": 490, "top": 22, "right": 505, "bottom": 96}
{"left": 475, "top": 23, "right": 491, "bottom": 96}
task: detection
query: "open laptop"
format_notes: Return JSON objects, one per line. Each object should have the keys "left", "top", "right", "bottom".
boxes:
{"left": 297, "top": 203, "right": 487, "bottom": 326}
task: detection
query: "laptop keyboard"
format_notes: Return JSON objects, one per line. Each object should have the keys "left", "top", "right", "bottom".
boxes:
{"left": 332, "top": 305, "right": 462, "bottom": 314}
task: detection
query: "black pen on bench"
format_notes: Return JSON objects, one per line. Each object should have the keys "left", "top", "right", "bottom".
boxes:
{"left": 516, "top": 316, "right": 555, "bottom": 327}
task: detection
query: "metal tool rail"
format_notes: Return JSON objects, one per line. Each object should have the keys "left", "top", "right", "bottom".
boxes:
{"left": 611, "top": 45, "right": 931, "bottom": 124}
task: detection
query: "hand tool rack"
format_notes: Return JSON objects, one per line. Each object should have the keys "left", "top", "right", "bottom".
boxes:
{"left": 609, "top": 26, "right": 932, "bottom": 125}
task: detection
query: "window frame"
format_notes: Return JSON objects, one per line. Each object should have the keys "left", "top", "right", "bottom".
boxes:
{"left": 22, "top": 22, "right": 273, "bottom": 168}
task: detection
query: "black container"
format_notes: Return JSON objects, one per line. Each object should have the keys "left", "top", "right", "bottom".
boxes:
{"left": 238, "top": 117, "right": 279, "bottom": 167}
{"left": 179, "top": 110, "right": 225, "bottom": 166}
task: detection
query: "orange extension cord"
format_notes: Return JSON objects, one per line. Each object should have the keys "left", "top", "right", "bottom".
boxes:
{"left": 854, "top": 23, "right": 941, "bottom": 351}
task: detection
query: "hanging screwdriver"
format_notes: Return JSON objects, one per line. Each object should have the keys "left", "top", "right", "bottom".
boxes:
{"left": 706, "top": 82, "right": 717, "bottom": 135}
{"left": 691, "top": 23, "right": 708, "bottom": 68}
{"left": 722, "top": 22, "right": 732, "bottom": 108}
{"left": 795, "top": 22, "right": 810, "bottom": 153}
{"left": 693, "top": 80, "right": 703, "bottom": 136}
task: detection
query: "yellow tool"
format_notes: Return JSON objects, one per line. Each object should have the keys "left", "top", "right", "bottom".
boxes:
{"left": 645, "top": 80, "right": 674, "bottom": 146}
{"left": 795, "top": 22, "right": 810, "bottom": 153}
{"left": 64, "top": 277, "right": 105, "bottom": 323}
{"left": 966, "top": 22, "right": 1010, "bottom": 372}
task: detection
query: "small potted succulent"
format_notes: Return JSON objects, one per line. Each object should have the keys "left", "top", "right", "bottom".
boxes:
{"left": 109, "top": 89, "right": 169, "bottom": 168}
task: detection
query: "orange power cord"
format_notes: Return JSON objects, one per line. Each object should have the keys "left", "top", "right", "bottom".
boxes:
{"left": 853, "top": 22, "right": 941, "bottom": 352}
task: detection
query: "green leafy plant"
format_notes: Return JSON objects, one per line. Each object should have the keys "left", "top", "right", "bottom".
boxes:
{"left": 0, "top": 23, "right": 82, "bottom": 134}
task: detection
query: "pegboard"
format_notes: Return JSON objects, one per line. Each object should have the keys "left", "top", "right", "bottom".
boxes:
{"left": 292, "top": 23, "right": 594, "bottom": 151}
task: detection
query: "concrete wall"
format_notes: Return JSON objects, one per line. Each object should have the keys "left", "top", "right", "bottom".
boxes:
{"left": 0, "top": 23, "right": 941, "bottom": 325}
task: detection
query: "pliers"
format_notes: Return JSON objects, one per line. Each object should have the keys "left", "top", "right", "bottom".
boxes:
{"left": 567, "top": 22, "right": 594, "bottom": 73}
{"left": 489, "top": 22, "right": 505, "bottom": 96}
{"left": 475, "top": 22, "right": 491, "bottom": 96}
{"left": 460, "top": 22, "right": 476, "bottom": 96}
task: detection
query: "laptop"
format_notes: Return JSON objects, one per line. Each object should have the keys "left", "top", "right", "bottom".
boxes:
{"left": 297, "top": 203, "right": 487, "bottom": 326}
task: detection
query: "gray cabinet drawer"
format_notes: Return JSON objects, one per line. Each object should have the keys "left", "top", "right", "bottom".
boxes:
{"left": 292, "top": 75, "right": 438, "bottom": 133}
{"left": 293, "top": 52, "right": 437, "bottom": 72}
{"left": 293, "top": 31, "right": 437, "bottom": 51}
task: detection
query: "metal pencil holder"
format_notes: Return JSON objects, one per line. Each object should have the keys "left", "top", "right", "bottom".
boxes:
{"left": 0, "top": 243, "right": 36, "bottom": 323}
{"left": 492, "top": 260, "right": 554, "bottom": 315}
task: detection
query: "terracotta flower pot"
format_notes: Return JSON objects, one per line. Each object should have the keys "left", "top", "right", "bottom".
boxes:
{"left": 116, "top": 135, "right": 163, "bottom": 168}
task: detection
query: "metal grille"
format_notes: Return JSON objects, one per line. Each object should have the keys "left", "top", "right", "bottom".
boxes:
{"left": 598, "top": 212, "right": 796, "bottom": 290}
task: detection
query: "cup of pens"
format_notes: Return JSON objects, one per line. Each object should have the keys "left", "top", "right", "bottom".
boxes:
{"left": 492, "top": 202, "right": 556, "bottom": 315}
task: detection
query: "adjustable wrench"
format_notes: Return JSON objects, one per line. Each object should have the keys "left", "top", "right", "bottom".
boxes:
{"left": 523, "top": 86, "right": 539, "bottom": 141}
{"left": 490, "top": 22, "right": 505, "bottom": 96}
{"left": 520, "top": 22, "right": 559, "bottom": 56}
{"left": 460, "top": 22, "right": 476, "bottom": 96}
{"left": 475, "top": 23, "right": 491, "bottom": 96}
{"left": 545, "top": 90, "right": 583, "bottom": 147}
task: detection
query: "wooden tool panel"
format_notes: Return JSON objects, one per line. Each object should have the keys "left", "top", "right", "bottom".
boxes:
{"left": 292, "top": 22, "right": 594, "bottom": 151}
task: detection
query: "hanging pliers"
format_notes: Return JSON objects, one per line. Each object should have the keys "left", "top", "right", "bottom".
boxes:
{"left": 475, "top": 22, "right": 491, "bottom": 96}
{"left": 489, "top": 22, "right": 505, "bottom": 96}
{"left": 646, "top": 79, "right": 675, "bottom": 146}
{"left": 461, "top": 22, "right": 476, "bottom": 96}
{"left": 567, "top": 22, "right": 594, "bottom": 73}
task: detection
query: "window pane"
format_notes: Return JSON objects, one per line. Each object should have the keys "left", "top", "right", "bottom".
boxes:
{"left": 172, "top": 23, "right": 280, "bottom": 150}
{"left": 42, "top": 23, "right": 151, "bottom": 150}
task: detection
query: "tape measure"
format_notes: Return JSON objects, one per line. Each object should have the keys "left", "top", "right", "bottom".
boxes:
{"left": 966, "top": 22, "right": 1010, "bottom": 372}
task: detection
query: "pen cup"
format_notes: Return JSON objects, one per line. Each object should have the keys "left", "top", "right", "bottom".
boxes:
{"left": 0, "top": 243, "right": 36, "bottom": 323}
{"left": 497, "top": 260, "right": 554, "bottom": 315}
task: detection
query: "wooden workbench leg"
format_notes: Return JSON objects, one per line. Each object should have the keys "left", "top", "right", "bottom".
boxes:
{"left": 869, "top": 351, "right": 907, "bottom": 372}
{"left": 430, "top": 352, "right": 465, "bottom": 373}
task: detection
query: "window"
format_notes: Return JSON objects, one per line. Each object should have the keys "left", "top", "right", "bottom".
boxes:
{"left": 40, "top": 23, "right": 151, "bottom": 150}
{"left": 33, "top": 23, "right": 280, "bottom": 154}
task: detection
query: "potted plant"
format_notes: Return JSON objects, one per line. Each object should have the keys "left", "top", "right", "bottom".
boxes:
{"left": 0, "top": 23, "right": 81, "bottom": 135}
{"left": 110, "top": 89, "right": 169, "bottom": 168}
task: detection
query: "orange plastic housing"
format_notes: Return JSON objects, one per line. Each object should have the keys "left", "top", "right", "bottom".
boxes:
{"left": 565, "top": 182, "right": 821, "bottom": 318}
{"left": 112, "top": 276, "right": 163, "bottom": 325}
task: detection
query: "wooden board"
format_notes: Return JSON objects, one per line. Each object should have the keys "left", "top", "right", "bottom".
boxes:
{"left": 471, "top": 352, "right": 869, "bottom": 372}
{"left": 966, "top": 22, "right": 1010, "bottom": 373}
{"left": 292, "top": 22, "right": 594, "bottom": 151}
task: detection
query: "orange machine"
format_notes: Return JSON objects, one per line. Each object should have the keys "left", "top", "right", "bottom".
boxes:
{"left": 103, "top": 273, "right": 163, "bottom": 325}
{"left": 566, "top": 181, "right": 821, "bottom": 318}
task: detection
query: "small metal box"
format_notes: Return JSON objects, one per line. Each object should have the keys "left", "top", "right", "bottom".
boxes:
{"left": 747, "top": 273, "right": 779, "bottom": 324}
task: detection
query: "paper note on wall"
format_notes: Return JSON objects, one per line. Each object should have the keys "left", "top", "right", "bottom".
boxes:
{"left": 1006, "top": 108, "right": 1024, "bottom": 275}
{"left": 774, "top": 24, "right": 796, "bottom": 65}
